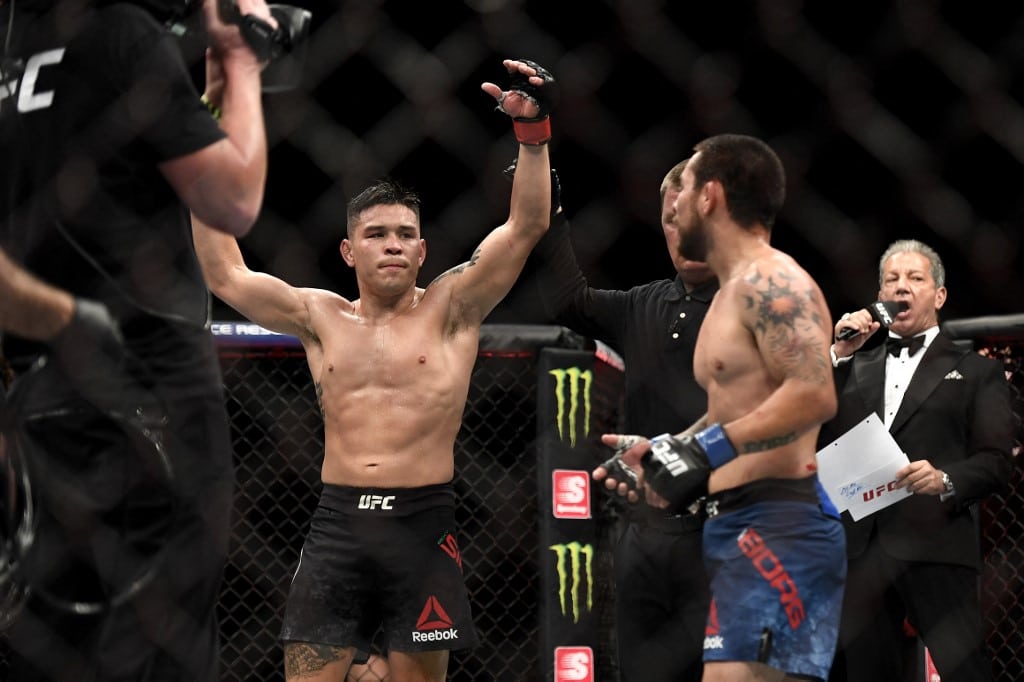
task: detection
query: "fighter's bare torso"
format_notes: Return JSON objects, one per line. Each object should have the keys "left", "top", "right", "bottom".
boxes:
{"left": 299, "top": 284, "right": 479, "bottom": 488}
{"left": 694, "top": 249, "right": 834, "bottom": 493}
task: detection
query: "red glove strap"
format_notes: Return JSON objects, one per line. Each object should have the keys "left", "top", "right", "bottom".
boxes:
{"left": 513, "top": 117, "right": 551, "bottom": 145}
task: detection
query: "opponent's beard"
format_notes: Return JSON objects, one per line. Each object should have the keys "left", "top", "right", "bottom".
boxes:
{"left": 676, "top": 210, "right": 709, "bottom": 263}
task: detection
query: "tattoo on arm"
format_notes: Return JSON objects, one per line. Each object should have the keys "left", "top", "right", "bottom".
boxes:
{"left": 428, "top": 246, "right": 482, "bottom": 287}
{"left": 740, "top": 432, "right": 798, "bottom": 454}
{"left": 743, "top": 270, "right": 831, "bottom": 386}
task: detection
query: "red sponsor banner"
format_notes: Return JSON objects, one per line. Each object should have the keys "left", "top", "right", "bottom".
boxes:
{"left": 552, "top": 469, "right": 591, "bottom": 519}
{"left": 554, "top": 646, "right": 594, "bottom": 682}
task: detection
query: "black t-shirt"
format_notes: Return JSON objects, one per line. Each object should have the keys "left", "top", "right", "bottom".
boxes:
{"left": 534, "top": 214, "right": 717, "bottom": 436}
{"left": 0, "top": 1, "right": 225, "bottom": 378}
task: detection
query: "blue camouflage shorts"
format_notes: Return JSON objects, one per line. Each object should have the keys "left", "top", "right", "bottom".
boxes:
{"left": 702, "top": 493, "right": 846, "bottom": 680}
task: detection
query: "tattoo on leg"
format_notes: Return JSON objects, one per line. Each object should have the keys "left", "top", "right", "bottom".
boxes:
{"left": 285, "top": 643, "right": 351, "bottom": 679}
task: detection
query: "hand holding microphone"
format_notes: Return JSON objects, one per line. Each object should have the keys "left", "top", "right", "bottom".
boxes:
{"left": 834, "top": 300, "right": 909, "bottom": 351}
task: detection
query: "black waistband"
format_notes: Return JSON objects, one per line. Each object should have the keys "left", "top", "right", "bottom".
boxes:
{"left": 319, "top": 481, "right": 455, "bottom": 516}
{"left": 705, "top": 476, "right": 819, "bottom": 515}
{"left": 628, "top": 503, "right": 705, "bottom": 531}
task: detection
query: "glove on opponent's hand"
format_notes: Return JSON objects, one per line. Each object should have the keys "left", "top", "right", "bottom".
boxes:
{"left": 498, "top": 59, "right": 558, "bottom": 145}
{"left": 641, "top": 424, "right": 736, "bottom": 510}
{"left": 598, "top": 451, "right": 641, "bottom": 493}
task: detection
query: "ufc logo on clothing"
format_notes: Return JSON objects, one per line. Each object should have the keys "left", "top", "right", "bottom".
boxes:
{"left": 357, "top": 494, "right": 395, "bottom": 510}
{"left": 0, "top": 48, "right": 66, "bottom": 113}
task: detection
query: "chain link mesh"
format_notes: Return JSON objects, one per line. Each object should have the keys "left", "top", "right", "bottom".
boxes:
{"left": 2, "top": 1, "right": 1024, "bottom": 677}
{"left": 216, "top": 337, "right": 625, "bottom": 682}
{"left": 230, "top": 0, "right": 1024, "bottom": 327}
{"left": 211, "top": 334, "right": 1024, "bottom": 681}
{"left": 1, "top": 333, "right": 1022, "bottom": 680}
{"left": 979, "top": 341, "right": 1024, "bottom": 682}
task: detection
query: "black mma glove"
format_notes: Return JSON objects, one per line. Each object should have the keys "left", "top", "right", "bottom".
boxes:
{"left": 507, "top": 59, "right": 557, "bottom": 145}
{"left": 502, "top": 157, "right": 562, "bottom": 216}
{"left": 598, "top": 452, "right": 640, "bottom": 494}
{"left": 641, "top": 424, "right": 737, "bottom": 510}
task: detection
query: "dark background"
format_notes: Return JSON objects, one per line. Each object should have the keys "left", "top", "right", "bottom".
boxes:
{"left": 209, "top": 0, "right": 1024, "bottom": 328}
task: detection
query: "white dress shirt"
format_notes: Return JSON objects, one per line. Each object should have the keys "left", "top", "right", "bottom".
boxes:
{"left": 830, "top": 325, "right": 941, "bottom": 429}
{"left": 882, "top": 326, "right": 940, "bottom": 429}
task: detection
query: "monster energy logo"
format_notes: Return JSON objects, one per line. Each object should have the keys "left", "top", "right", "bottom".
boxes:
{"left": 549, "top": 368, "right": 592, "bottom": 447}
{"left": 550, "top": 542, "right": 593, "bottom": 623}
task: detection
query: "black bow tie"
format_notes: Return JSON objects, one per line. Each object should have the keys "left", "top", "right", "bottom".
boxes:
{"left": 886, "top": 334, "right": 926, "bottom": 358}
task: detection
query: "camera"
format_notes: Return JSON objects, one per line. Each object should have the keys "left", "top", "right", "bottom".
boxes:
{"left": 218, "top": 0, "right": 311, "bottom": 92}
{"left": 218, "top": 0, "right": 310, "bottom": 62}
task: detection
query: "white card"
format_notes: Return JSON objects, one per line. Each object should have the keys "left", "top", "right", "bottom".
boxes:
{"left": 816, "top": 413, "right": 910, "bottom": 515}
{"left": 844, "top": 460, "right": 914, "bottom": 521}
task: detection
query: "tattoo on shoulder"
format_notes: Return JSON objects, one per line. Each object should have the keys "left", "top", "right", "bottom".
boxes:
{"left": 743, "top": 267, "right": 830, "bottom": 385}
{"left": 743, "top": 269, "right": 822, "bottom": 332}
{"left": 741, "top": 432, "right": 798, "bottom": 454}
{"left": 428, "top": 246, "right": 482, "bottom": 287}
{"left": 284, "top": 642, "right": 353, "bottom": 677}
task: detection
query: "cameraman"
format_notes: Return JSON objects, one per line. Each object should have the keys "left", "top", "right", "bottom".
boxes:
{"left": 0, "top": 0, "right": 275, "bottom": 678}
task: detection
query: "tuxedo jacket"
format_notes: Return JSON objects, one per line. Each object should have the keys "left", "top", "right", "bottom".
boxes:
{"left": 819, "top": 333, "right": 1014, "bottom": 569}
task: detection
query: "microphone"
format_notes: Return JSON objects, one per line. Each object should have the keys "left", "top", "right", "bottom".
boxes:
{"left": 836, "top": 300, "right": 909, "bottom": 341}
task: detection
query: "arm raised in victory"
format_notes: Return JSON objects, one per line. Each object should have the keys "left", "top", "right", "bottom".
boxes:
{"left": 428, "top": 58, "right": 556, "bottom": 325}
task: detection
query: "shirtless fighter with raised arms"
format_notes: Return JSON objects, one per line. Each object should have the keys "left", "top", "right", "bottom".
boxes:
{"left": 192, "top": 58, "right": 555, "bottom": 682}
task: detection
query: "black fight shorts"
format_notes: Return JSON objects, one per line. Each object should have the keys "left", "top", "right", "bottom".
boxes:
{"left": 280, "top": 482, "right": 479, "bottom": 654}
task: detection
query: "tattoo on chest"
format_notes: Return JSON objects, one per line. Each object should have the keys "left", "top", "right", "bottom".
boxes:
{"left": 315, "top": 382, "right": 325, "bottom": 418}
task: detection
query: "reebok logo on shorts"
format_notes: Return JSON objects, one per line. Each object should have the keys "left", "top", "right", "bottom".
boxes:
{"left": 703, "top": 599, "right": 724, "bottom": 651}
{"left": 412, "top": 595, "right": 460, "bottom": 643}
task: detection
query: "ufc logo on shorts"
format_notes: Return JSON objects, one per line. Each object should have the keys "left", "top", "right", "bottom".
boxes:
{"left": 357, "top": 494, "right": 395, "bottom": 510}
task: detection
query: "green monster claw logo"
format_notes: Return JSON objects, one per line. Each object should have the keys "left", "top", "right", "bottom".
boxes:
{"left": 549, "top": 368, "right": 592, "bottom": 447}
{"left": 550, "top": 542, "right": 594, "bottom": 623}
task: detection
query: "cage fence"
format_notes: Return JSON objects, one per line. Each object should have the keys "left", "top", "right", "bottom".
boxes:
{"left": 959, "top": 318, "right": 1024, "bottom": 682}
{"left": 1, "top": 317, "right": 1023, "bottom": 681}
{"left": 2, "top": 0, "right": 1024, "bottom": 679}
{"left": 205, "top": 319, "right": 1024, "bottom": 682}
{"left": 213, "top": 324, "right": 626, "bottom": 682}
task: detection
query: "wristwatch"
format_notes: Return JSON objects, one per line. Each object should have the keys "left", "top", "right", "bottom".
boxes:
{"left": 940, "top": 472, "right": 955, "bottom": 501}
